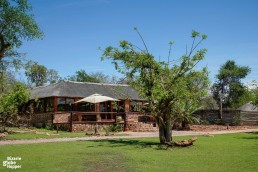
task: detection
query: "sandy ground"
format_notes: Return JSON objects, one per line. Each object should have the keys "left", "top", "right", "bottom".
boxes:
{"left": 1, "top": 126, "right": 257, "bottom": 146}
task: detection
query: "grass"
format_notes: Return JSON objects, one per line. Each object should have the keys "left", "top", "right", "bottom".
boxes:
{"left": 1, "top": 127, "right": 127, "bottom": 140}
{"left": 0, "top": 132, "right": 257, "bottom": 172}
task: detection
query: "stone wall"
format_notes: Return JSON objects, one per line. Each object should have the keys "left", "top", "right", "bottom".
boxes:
{"left": 240, "top": 111, "right": 258, "bottom": 125}
{"left": 128, "top": 122, "right": 157, "bottom": 132}
{"left": 53, "top": 113, "right": 70, "bottom": 123}
{"left": 31, "top": 113, "right": 53, "bottom": 128}
{"left": 126, "top": 112, "right": 157, "bottom": 131}
{"left": 194, "top": 110, "right": 258, "bottom": 125}
{"left": 72, "top": 123, "right": 116, "bottom": 132}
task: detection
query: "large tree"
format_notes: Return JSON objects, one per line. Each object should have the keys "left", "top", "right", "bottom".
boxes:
{"left": 211, "top": 60, "right": 251, "bottom": 118}
{"left": 0, "top": 0, "right": 43, "bottom": 91}
{"left": 0, "top": 0, "right": 43, "bottom": 60}
{"left": 101, "top": 29, "right": 209, "bottom": 144}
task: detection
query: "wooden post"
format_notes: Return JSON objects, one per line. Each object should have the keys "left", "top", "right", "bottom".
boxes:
{"left": 125, "top": 99, "right": 130, "bottom": 112}
{"left": 56, "top": 123, "right": 59, "bottom": 134}
{"left": 124, "top": 99, "right": 130, "bottom": 131}
{"left": 74, "top": 98, "right": 79, "bottom": 111}
{"left": 70, "top": 112, "right": 72, "bottom": 131}
{"left": 53, "top": 97, "right": 58, "bottom": 112}
{"left": 111, "top": 102, "right": 113, "bottom": 120}
{"left": 96, "top": 103, "right": 101, "bottom": 122}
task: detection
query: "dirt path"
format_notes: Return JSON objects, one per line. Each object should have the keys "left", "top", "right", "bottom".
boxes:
{"left": 1, "top": 128, "right": 258, "bottom": 146}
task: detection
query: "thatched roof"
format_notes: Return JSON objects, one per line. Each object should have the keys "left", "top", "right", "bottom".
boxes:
{"left": 237, "top": 103, "right": 257, "bottom": 111}
{"left": 30, "top": 80, "right": 143, "bottom": 100}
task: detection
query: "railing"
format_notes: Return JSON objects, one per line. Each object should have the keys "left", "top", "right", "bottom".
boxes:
{"left": 69, "top": 111, "right": 125, "bottom": 123}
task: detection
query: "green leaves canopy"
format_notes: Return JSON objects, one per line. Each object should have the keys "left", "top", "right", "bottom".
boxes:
{"left": 212, "top": 60, "right": 251, "bottom": 109}
{"left": 0, "top": 82, "right": 29, "bottom": 130}
{"left": 0, "top": 0, "right": 43, "bottom": 60}
{"left": 102, "top": 30, "right": 209, "bottom": 143}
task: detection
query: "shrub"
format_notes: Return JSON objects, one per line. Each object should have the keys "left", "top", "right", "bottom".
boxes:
{"left": 45, "top": 124, "right": 54, "bottom": 130}
{"left": 214, "top": 119, "right": 222, "bottom": 125}
{"left": 231, "top": 115, "right": 242, "bottom": 126}
{"left": 201, "top": 120, "right": 210, "bottom": 125}
{"left": 107, "top": 124, "right": 123, "bottom": 132}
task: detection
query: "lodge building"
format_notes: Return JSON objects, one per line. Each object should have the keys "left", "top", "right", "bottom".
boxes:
{"left": 30, "top": 80, "right": 156, "bottom": 132}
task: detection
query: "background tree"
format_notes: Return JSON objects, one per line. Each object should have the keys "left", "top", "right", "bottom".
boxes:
{"left": 47, "top": 69, "right": 61, "bottom": 84}
{"left": 102, "top": 29, "right": 208, "bottom": 144}
{"left": 211, "top": 60, "right": 251, "bottom": 118}
{"left": 67, "top": 70, "right": 118, "bottom": 83}
{"left": 0, "top": 82, "right": 29, "bottom": 131}
{"left": 249, "top": 80, "right": 258, "bottom": 105}
{"left": 67, "top": 69, "right": 100, "bottom": 83}
{"left": 200, "top": 95, "right": 219, "bottom": 110}
{"left": 0, "top": 0, "right": 43, "bottom": 90}
{"left": 25, "top": 61, "right": 48, "bottom": 87}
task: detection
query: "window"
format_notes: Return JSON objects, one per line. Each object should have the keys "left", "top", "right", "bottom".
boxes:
{"left": 66, "top": 98, "right": 74, "bottom": 111}
{"left": 46, "top": 98, "right": 54, "bottom": 112}
{"left": 35, "top": 99, "right": 44, "bottom": 113}
{"left": 130, "top": 101, "right": 142, "bottom": 112}
{"left": 57, "top": 98, "right": 75, "bottom": 111}
{"left": 118, "top": 101, "right": 125, "bottom": 112}
{"left": 57, "top": 98, "right": 66, "bottom": 111}
{"left": 78, "top": 103, "right": 94, "bottom": 112}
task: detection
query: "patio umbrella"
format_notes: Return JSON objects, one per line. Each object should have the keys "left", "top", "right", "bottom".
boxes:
{"left": 74, "top": 93, "right": 119, "bottom": 104}
{"left": 74, "top": 93, "right": 119, "bottom": 134}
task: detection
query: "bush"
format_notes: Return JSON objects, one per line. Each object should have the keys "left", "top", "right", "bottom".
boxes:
{"left": 201, "top": 120, "right": 210, "bottom": 125}
{"left": 214, "top": 119, "right": 222, "bottom": 125}
{"left": 45, "top": 124, "right": 54, "bottom": 130}
{"left": 107, "top": 124, "right": 123, "bottom": 132}
{"left": 231, "top": 115, "right": 242, "bottom": 126}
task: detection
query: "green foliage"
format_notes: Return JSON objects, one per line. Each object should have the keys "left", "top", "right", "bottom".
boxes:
{"left": 231, "top": 115, "right": 242, "bottom": 126}
{"left": 106, "top": 124, "right": 123, "bottom": 132}
{"left": 101, "top": 29, "right": 209, "bottom": 143}
{"left": 0, "top": 0, "right": 43, "bottom": 92}
{"left": 25, "top": 61, "right": 48, "bottom": 86}
{"left": 250, "top": 81, "right": 258, "bottom": 105}
{"left": 201, "top": 95, "right": 219, "bottom": 110}
{"left": 67, "top": 70, "right": 102, "bottom": 83}
{"left": 0, "top": 0, "right": 43, "bottom": 60}
{"left": 212, "top": 60, "right": 251, "bottom": 109}
{"left": 201, "top": 119, "right": 210, "bottom": 125}
{"left": 45, "top": 123, "right": 54, "bottom": 130}
{"left": 0, "top": 82, "right": 29, "bottom": 131}
{"left": 47, "top": 69, "right": 61, "bottom": 84}
{"left": 67, "top": 70, "right": 117, "bottom": 83}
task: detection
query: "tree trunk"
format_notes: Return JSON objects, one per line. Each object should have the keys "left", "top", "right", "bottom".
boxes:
{"left": 158, "top": 116, "right": 172, "bottom": 144}
{"left": 219, "top": 101, "right": 223, "bottom": 119}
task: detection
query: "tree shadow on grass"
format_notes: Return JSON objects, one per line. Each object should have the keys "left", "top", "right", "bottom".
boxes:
{"left": 240, "top": 132, "right": 258, "bottom": 140}
{"left": 79, "top": 139, "right": 189, "bottom": 150}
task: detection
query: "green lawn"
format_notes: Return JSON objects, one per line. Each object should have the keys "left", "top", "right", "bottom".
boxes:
{"left": 0, "top": 132, "right": 257, "bottom": 172}
{"left": 1, "top": 127, "right": 127, "bottom": 140}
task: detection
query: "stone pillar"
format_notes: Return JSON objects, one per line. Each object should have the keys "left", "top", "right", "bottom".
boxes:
{"left": 124, "top": 99, "right": 130, "bottom": 131}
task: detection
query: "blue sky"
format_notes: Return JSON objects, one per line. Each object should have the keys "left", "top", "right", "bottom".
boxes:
{"left": 19, "top": 0, "right": 258, "bottom": 84}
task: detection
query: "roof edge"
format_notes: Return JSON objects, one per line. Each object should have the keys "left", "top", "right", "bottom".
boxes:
{"left": 63, "top": 80, "right": 130, "bottom": 87}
